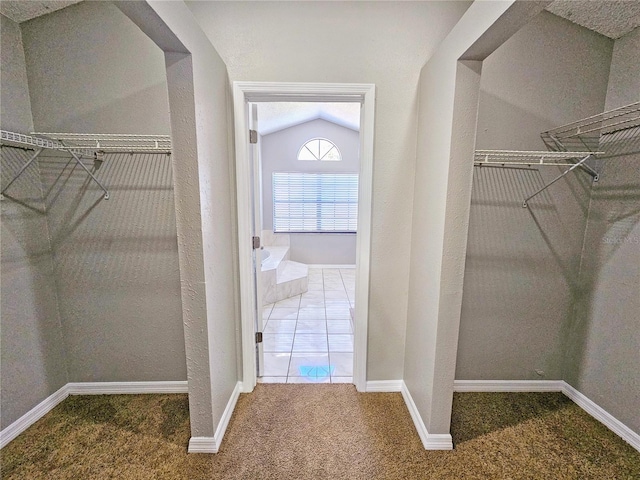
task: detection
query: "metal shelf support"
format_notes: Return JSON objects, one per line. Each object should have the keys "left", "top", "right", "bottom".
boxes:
{"left": 60, "top": 141, "right": 110, "bottom": 200}
{"left": 1, "top": 130, "right": 172, "bottom": 202}
{"left": 1, "top": 147, "right": 44, "bottom": 199}
{"left": 522, "top": 154, "right": 594, "bottom": 208}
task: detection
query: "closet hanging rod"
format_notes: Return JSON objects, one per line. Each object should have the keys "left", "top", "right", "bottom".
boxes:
{"left": 1, "top": 130, "right": 110, "bottom": 200}
{"left": 473, "top": 150, "right": 601, "bottom": 208}
{"left": 34, "top": 132, "right": 171, "bottom": 137}
{"left": 2, "top": 130, "right": 174, "bottom": 201}
{"left": 1, "top": 130, "right": 92, "bottom": 155}
{"left": 474, "top": 150, "right": 603, "bottom": 169}
{"left": 1, "top": 130, "right": 171, "bottom": 155}
{"left": 476, "top": 103, "right": 639, "bottom": 210}
{"left": 32, "top": 132, "right": 172, "bottom": 153}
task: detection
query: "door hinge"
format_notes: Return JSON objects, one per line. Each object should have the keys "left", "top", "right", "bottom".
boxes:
{"left": 252, "top": 236, "right": 261, "bottom": 249}
{"left": 249, "top": 129, "right": 258, "bottom": 144}
{"left": 255, "top": 332, "right": 263, "bottom": 344}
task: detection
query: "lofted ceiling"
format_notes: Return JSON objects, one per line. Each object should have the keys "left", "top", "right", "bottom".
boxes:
{"left": 546, "top": 0, "right": 640, "bottom": 39}
{"left": 1, "top": 1, "right": 637, "bottom": 134}
{"left": 257, "top": 103, "right": 360, "bottom": 136}
{"left": 0, "top": 0, "right": 83, "bottom": 23}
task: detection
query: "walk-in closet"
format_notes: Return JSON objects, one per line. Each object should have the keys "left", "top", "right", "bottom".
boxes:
{"left": 457, "top": 10, "right": 639, "bottom": 436}
{"left": 0, "top": 1, "right": 186, "bottom": 433}
{"left": 1, "top": 0, "right": 638, "bottom": 476}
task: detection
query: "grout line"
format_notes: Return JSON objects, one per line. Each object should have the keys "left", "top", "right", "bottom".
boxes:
{"left": 286, "top": 296, "right": 301, "bottom": 382}
{"left": 323, "top": 268, "right": 332, "bottom": 381}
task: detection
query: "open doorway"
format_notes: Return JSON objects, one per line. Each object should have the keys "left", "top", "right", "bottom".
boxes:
{"left": 255, "top": 102, "right": 361, "bottom": 384}
{"left": 233, "top": 82, "right": 375, "bottom": 393}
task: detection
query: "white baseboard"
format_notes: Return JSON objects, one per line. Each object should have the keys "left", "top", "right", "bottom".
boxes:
{"left": 188, "top": 381, "right": 242, "bottom": 454}
{"left": 454, "top": 380, "right": 564, "bottom": 392}
{"left": 0, "top": 384, "right": 69, "bottom": 449}
{"left": 454, "top": 379, "right": 639, "bottom": 452}
{"left": 365, "top": 380, "right": 402, "bottom": 392}
{"left": 1, "top": 381, "right": 187, "bottom": 449}
{"left": 214, "top": 381, "right": 241, "bottom": 451}
{"left": 400, "top": 381, "right": 453, "bottom": 450}
{"left": 562, "top": 383, "right": 640, "bottom": 452}
{"left": 67, "top": 381, "right": 189, "bottom": 395}
{"left": 187, "top": 436, "right": 217, "bottom": 453}
{"left": 3, "top": 379, "right": 637, "bottom": 454}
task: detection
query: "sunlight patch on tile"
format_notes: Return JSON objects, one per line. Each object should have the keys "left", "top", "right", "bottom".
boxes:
{"left": 299, "top": 365, "right": 335, "bottom": 379}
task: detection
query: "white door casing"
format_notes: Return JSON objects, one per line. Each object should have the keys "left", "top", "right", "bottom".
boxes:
{"left": 233, "top": 82, "right": 375, "bottom": 392}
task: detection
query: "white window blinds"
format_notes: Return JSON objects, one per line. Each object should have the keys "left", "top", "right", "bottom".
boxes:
{"left": 273, "top": 172, "right": 358, "bottom": 233}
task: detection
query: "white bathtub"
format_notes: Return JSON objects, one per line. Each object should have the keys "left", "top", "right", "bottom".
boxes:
{"left": 261, "top": 249, "right": 271, "bottom": 266}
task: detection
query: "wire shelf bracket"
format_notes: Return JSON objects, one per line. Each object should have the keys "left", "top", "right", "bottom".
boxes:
{"left": 0, "top": 147, "right": 45, "bottom": 200}
{"left": 1, "top": 130, "right": 110, "bottom": 200}
{"left": 474, "top": 150, "right": 605, "bottom": 207}
{"left": 1, "top": 130, "right": 172, "bottom": 201}
{"left": 473, "top": 150, "right": 605, "bottom": 208}
{"left": 60, "top": 140, "right": 110, "bottom": 200}
{"left": 32, "top": 132, "right": 172, "bottom": 153}
{"left": 474, "top": 150, "right": 601, "bottom": 177}
{"left": 521, "top": 153, "right": 594, "bottom": 208}
{"left": 474, "top": 102, "right": 640, "bottom": 209}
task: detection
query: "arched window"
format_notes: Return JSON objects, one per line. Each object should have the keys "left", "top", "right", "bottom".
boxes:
{"left": 297, "top": 138, "right": 341, "bottom": 161}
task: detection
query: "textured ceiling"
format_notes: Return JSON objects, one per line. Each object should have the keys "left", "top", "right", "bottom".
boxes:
{"left": 0, "top": 1, "right": 83, "bottom": 23}
{"left": 3, "top": 1, "right": 638, "bottom": 40}
{"left": 257, "top": 103, "right": 360, "bottom": 136}
{"left": 546, "top": 0, "right": 640, "bottom": 39}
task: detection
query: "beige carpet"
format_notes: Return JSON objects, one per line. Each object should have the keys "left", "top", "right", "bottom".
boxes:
{"left": 1, "top": 385, "right": 638, "bottom": 479}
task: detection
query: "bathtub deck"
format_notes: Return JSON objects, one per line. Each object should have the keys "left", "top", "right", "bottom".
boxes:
{"left": 262, "top": 245, "right": 308, "bottom": 304}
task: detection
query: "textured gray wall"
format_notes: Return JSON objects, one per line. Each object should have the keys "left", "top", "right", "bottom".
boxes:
{"left": 21, "top": 2, "right": 171, "bottom": 135}
{"left": 604, "top": 28, "right": 640, "bottom": 112}
{"left": 456, "top": 12, "right": 613, "bottom": 380}
{"left": 0, "top": 15, "right": 33, "bottom": 133}
{"left": 260, "top": 118, "right": 359, "bottom": 265}
{"left": 37, "top": 151, "right": 186, "bottom": 382}
{"left": 19, "top": 2, "right": 186, "bottom": 383}
{"left": 0, "top": 15, "right": 68, "bottom": 429}
{"left": 564, "top": 27, "right": 640, "bottom": 434}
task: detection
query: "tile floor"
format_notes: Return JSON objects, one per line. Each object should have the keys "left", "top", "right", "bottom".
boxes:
{"left": 259, "top": 267, "right": 355, "bottom": 384}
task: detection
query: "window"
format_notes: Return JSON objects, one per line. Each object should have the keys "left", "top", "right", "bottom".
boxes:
{"left": 297, "top": 138, "right": 341, "bottom": 161}
{"left": 273, "top": 172, "right": 358, "bottom": 233}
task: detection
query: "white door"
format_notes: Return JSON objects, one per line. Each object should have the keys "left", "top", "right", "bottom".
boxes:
{"left": 249, "top": 102, "right": 265, "bottom": 377}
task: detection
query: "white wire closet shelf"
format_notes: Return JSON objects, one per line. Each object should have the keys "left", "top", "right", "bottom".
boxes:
{"left": 474, "top": 150, "right": 603, "bottom": 167}
{"left": 541, "top": 101, "right": 640, "bottom": 155}
{"left": 1, "top": 130, "right": 92, "bottom": 155}
{"left": 1, "top": 130, "right": 173, "bottom": 201}
{"left": 33, "top": 132, "right": 172, "bottom": 153}
{"left": 474, "top": 101, "right": 640, "bottom": 208}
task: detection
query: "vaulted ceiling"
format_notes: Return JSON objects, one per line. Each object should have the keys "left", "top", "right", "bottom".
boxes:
{"left": 2, "top": 1, "right": 638, "bottom": 134}
{"left": 257, "top": 102, "right": 360, "bottom": 136}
